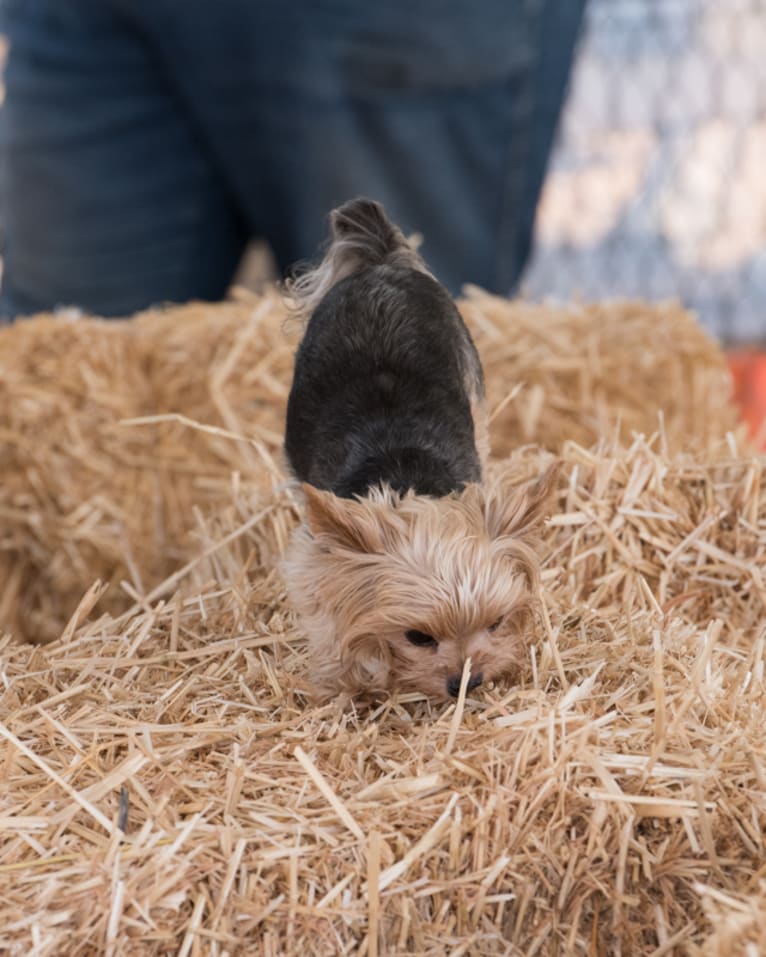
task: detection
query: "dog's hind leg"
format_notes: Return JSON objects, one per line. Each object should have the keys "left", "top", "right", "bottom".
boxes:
{"left": 470, "top": 394, "right": 491, "bottom": 470}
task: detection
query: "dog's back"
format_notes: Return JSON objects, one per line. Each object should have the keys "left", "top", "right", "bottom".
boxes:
{"left": 285, "top": 199, "right": 485, "bottom": 498}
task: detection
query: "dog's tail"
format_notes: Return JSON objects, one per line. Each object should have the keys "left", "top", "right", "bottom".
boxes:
{"left": 285, "top": 198, "right": 428, "bottom": 322}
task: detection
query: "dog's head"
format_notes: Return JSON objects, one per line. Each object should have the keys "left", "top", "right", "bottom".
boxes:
{"left": 284, "top": 465, "right": 559, "bottom": 701}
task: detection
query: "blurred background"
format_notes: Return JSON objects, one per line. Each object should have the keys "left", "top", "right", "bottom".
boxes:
{"left": 1, "top": 0, "right": 765, "bottom": 433}
{"left": 524, "top": 0, "right": 766, "bottom": 440}
{"left": 526, "top": 0, "right": 766, "bottom": 349}
{"left": 2, "top": 0, "right": 765, "bottom": 344}
{"left": 242, "top": 0, "right": 766, "bottom": 358}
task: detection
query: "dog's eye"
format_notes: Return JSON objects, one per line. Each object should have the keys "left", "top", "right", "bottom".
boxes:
{"left": 488, "top": 616, "right": 503, "bottom": 633}
{"left": 405, "top": 629, "right": 438, "bottom": 648}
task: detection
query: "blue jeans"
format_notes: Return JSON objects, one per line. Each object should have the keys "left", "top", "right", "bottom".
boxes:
{"left": 0, "top": 0, "right": 584, "bottom": 318}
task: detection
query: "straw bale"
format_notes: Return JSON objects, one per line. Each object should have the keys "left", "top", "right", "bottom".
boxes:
{"left": 0, "top": 290, "right": 294, "bottom": 642}
{"left": 697, "top": 883, "right": 766, "bottom": 956}
{"left": 460, "top": 288, "right": 738, "bottom": 458}
{"left": 0, "top": 289, "right": 740, "bottom": 642}
{"left": 1, "top": 287, "right": 763, "bottom": 955}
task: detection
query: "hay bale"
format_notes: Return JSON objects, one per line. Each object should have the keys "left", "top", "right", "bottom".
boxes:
{"left": 699, "top": 884, "right": 766, "bottom": 956}
{"left": 0, "top": 290, "right": 740, "bottom": 642}
{"left": 461, "top": 288, "right": 738, "bottom": 457}
{"left": 0, "top": 288, "right": 766, "bottom": 957}
{"left": 0, "top": 291, "right": 293, "bottom": 642}
{"left": 1, "top": 432, "right": 764, "bottom": 955}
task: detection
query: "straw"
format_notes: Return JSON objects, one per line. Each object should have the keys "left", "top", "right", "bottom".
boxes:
{"left": 0, "top": 287, "right": 762, "bottom": 955}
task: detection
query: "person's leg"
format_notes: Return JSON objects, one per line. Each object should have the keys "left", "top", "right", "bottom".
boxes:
{"left": 261, "top": 0, "right": 586, "bottom": 294}
{"left": 0, "top": 0, "right": 246, "bottom": 319}
{"left": 123, "top": 0, "right": 584, "bottom": 294}
{"left": 498, "top": 0, "right": 587, "bottom": 291}
{"left": 0, "top": 0, "right": 585, "bottom": 315}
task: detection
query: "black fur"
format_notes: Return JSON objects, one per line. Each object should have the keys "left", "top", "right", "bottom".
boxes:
{"left": 284, "top": 200, "right": 484, "bottom": 499}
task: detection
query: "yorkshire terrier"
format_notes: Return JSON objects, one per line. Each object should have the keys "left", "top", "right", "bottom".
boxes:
{"left": 283, "top": 198, "right": 557, "bottom": 702}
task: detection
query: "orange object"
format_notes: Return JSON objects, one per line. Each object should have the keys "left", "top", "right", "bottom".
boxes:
{"left": 728, "top": 351, "right": 766, "bottom": 447}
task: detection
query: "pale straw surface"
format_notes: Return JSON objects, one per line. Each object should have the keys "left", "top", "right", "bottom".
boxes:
{"left": 0, "top": 289, "right": 763, "bottom": 956}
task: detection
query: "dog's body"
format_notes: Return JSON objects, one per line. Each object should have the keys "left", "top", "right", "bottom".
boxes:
{"left": 283, "top": 199, "right": 555, "bottom": 702}
{"left": 285, "top": 201, "right": 487, "bottom": 499}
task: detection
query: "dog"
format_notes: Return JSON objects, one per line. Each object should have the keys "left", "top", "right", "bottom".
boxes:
{"left": 283, "top": 198, "right": 557, "bottom": 701}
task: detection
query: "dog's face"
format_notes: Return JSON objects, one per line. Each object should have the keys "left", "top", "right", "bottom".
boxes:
{"left": 284, "top": 467, "right": 558, "bottom": 701}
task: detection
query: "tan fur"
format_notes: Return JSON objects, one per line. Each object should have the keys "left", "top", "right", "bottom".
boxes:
{"left": 283, "top": 465, "right": 560, "bottom": 701}
{"left": 470, "top": 395, "right": 491, "bottom": 469}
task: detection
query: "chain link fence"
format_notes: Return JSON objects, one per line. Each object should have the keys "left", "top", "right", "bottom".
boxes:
{"left": 525, "top": 0, "right": 766, "bottom": 345}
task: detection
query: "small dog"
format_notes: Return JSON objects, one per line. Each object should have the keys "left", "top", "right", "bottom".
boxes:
{"left": 283, "top": 198, "right": 556, "bottom": 701}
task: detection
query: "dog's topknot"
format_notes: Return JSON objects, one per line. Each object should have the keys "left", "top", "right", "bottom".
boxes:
{"left": 285, "top": 197, "right": 428, "bottom": 322}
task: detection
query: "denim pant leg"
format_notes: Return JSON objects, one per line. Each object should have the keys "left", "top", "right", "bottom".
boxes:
{"left": 125, "top": 0, "right": 585, "bottom": 295}
{"left": 0, "top": 0, "right": 247, "bottom": 318}
{"left": 0, "top": 0, "right": 584, "bottom": 317}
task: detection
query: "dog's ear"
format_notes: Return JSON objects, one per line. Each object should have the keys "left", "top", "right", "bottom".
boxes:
{"left": 302, "top": 484, "right": 381, "bottom": 552}
{"left": 483, "top": 462, "right": 562, "bottom": 539}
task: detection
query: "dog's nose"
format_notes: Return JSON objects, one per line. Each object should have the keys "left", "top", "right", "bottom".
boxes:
{"left": 447, "top": 672, "right": 483, "bottom": 698}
